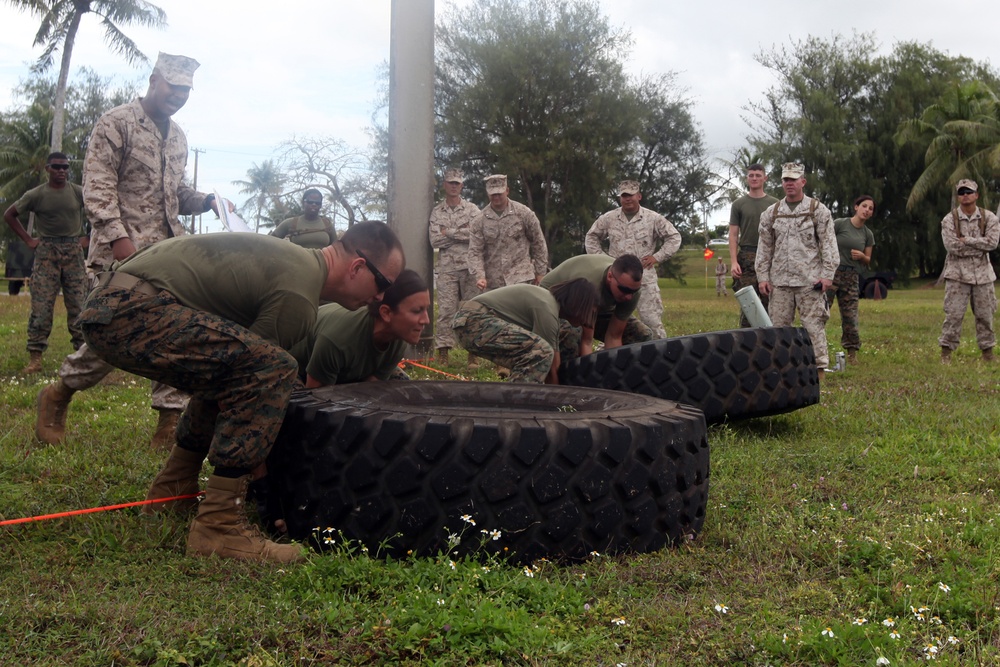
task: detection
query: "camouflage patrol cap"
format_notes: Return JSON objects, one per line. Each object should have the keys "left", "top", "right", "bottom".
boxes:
{"left": 485, "top": 174, "right": 508, "bottom": 195}
{"left": 781, "top": 162, "right": 805, "bottom": 179}
{"left": 153, "top": 52, "right": 200, "bottom": 88}
{"left": 617, "top": 180, "right": 640, "bottom": 195}
{"left": 955, "top": 178, "right": 978, "bottom": 193}
{"left": 444, "top": 168, "right": 464, "bottom": 183}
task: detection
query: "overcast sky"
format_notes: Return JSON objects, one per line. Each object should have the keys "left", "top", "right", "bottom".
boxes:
{"left": 2, "top": 0, "right": 998, "bottom": 228}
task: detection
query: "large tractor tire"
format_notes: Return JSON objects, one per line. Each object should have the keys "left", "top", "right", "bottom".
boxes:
{"left": 559, "top": 326, "right": 819, "bottom": 424}
{"left": 265, "top": 381, "right": 709, "bottom": 563}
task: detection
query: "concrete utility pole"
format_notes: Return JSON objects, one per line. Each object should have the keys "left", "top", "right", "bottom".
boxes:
{"left": 387, "top": 0, "right": 436, "bottom": 355}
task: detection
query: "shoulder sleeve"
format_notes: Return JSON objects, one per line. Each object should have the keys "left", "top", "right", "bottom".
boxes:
{"left": 83, "top": 111, "right": 128, "bottom": 244}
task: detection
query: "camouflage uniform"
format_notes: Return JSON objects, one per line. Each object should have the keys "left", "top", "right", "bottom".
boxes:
{"left": 467, "top": 199, "right": 549, "bottom": 290}
{"left": 556, "top": 316, "right": 652, "bottom": 363}
{"left": 452, "top": 301, "right": 553, "bottom": 383}
{"left": 715, "top": 261, "right": 728, "bottom": 296}
{"left": 730, "top": 194, "right": 779, "bottom": 327}
{"left": 428, "top": 197, "right": 480, "bottom": 348}
{"left": 56, "top": 98, "right": 210, "bottom": 411}
{"left": 938, "top": 206, "right": 1000, "bottom": 352}
{"left": 79, "top": 281, "right": 298, "bottom": 470}
{"left": 828, "top": 266, "right": 861, "bottom": 349}
{"left": 755, "top": 196, "right": 837, "bottom": 369}
{"left": 585, "top": 206, "right": 681, "bottom": 338}
{"left": 10, "top": 182, "right": 88, "bottom": 354}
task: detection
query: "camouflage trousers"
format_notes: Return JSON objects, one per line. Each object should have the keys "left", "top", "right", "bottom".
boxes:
{"left": 453, "top": 302, "right": 553, "bottom": 383}
{"left": 734, "top": 248, "right": 769, "bottom": 328}
{"left": 939, "top": 280, "right": 997, "bottom": 351}
{"left": 715, "top": 275, "right": 727, "bottom": 296}
{"left": 768, "top": 285, "right": 831, "bottom": 369}
{"left": 638, "top": 272, "right": 667, "bottom": 339}
{"left": 558, "top": 315, "right": 653, "bottom": 362}
{"left": 58, "top": 342, "right": 189, "bottom": 411}
{"left": 26, "top": 238, "right": 87, "bottom": 353}
{"left": 827, "top": 266, "right": 861, "bottom": 350}
{"left": 79, "top": 277, "right": 298, "bottom": 471}
{"left": 434, "top": 269, "right": 480, "bottom": 349}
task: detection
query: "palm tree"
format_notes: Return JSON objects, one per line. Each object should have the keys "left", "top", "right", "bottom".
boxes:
{"left": 5, "top": 0, "right": 167, "bottom": 152}
{"left": 0, "top": 103, "right": 55, "bottom": 201}
{"left": 896, "top": 81, "right": 1000, "bottom": 211}
{"left": 233, "top": 160, "right": 287, "bottom": 232}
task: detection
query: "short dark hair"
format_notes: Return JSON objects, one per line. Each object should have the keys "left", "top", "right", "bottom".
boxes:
{"left": 47, "top": 152, "right": 68, "bottom": 164}
{"left": 854, "top": 194, "right": 875, "bottom": 209}
{"left": 611, "top": 254, "right": 643, "bottom": 282}
{"left": 747, "top": 163, "right": 765, "bottom": 173}
{"left": 339, "top": 220, "right": 404, "bottom": 267}
{"left": 302, "top": 188, "right": 323, "bottom": 201}
{"left": 368, "top": 269, "right": 427, "bottom": 316}
{"left": 549, "top": 278, "right": 598, "bottom": 329}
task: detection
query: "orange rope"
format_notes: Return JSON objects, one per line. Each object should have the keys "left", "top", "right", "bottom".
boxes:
{"left": 399, "top": 358, "right": 466, "bottom": 381}
{"left": 0, "top": 492, "right": 205, "bottom": 527}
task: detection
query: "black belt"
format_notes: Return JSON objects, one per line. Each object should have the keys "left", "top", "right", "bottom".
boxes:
{"left": 41, "top": 236, "right": 80, "bottom": 243}
{"left": 739, "top": 245, "right": 757, "bottom": 251}
{"left": 837, "top": 265, "right": 859, "bottom": 272}
{"left": 95, "top": 271, "right": 160, "bottom": 297}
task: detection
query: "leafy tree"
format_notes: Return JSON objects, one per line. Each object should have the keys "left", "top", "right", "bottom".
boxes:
{"left": 232, "top": 159, "right": 287, "bottom": 232}
{"left": 435, "top": 0, "right": 706, "bottom": 265}
{"left": 5, "top": 0, "right": 166, "bottom": 151}
{"left": 745, "top": 33, "right": 1000, "bottom": 278}
{"left": 0, "top": 102, "right": 54, "bottom": 202}
{"left": 277, "top": 136, "right": 368, "bottom": 229}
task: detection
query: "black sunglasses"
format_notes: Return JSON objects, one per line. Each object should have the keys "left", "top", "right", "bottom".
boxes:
{"left": 957, "top": 188, "right": 976, "bottom": 196}
{"left": 48, "top": 164, "right": 70, "bottom": 170}
{"left": 356, "top": 249, "right": 393, "bottom": 292}
{"left": 303, "top": 199, "right": 322, "bottom": 206}
{"left": 613, "top": 273, "right": 639, "bottom": 295}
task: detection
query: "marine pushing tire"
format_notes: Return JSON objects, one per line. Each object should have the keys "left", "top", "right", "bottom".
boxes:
{"left": 265, "top": 381, "right": 709, "bottom": 563}
{"left": 558, "top": 326, "right": 819, "bottom": 424}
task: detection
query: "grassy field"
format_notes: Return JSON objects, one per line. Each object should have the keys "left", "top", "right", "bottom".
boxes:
{"left": 2, "top": 266, "right": 1000, "bottom": 666}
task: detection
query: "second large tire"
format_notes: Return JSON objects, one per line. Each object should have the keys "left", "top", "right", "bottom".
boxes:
{"left": 265, "top": 382, "right": 709, "bottom": 563}
{"left": 559, "top": 326, "right": 819, "bottom": 424}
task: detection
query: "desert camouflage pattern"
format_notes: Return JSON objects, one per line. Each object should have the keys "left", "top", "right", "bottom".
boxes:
{"left": 768, "top": 285, "right": 831, "bottom": 369}
{"left": 433, "top": 270, "right": 480, "bottom": 349}
{"left": 452, "top": 303, "right": 553, "bottom": 383}
{"left": 467, "top": 200, "right": 549, "bottom": 289}
{"left": 25, "top": 239, "right": 87, "bottom": 353}
{"left": 940, "top": 207, "right": 999, "bottom": 285}
{"left": 83, "top": 99, "right": 207, "bottom": 272}
{"left": 828, "top": 266, "right": 861, "bottom": 350}
{"left": 80, "top": 284, "right": 298, "bottom": 470}
{"left": 733, "top": 248, "right": 769, "bottom": 328}
{"left": 715, "top": 261, "right": 728, "bottom": 295}
{"left": 939, "top": 281, "right": 997, "bottom": 351}
{"left": 430, "top": 197, "right": 482, "bottom": 348}
{"left": 755, "top": 196, "right": 837, "bottom": 287}
{"left": 585, "top": 206, "right": 680, "bottom": 338}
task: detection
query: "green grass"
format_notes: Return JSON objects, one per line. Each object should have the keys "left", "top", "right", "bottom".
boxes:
{"left": 3, "top": 275, "right": 1000, "bottom": 666}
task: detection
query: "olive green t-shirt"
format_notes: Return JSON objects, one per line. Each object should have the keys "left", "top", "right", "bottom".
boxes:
{"left": 729, "top": 193, "right": 779, "bottom": 248}
{"left": 290, "top": 303, "right": 405, "bottom": 385}
{"left": 833, "top": 217, "right": 875, "bottom": 271}
{"left": 469, "top": 284, "right": 560, "bottom": 348}
{"left": 539, "top": 254, "right": 639, "bottom": 321}
{"left": 271, "top": 215, "right": 335, "bottom": 249}
{"left": 119, "top": 233, "right": 328, "bottom": 350}
{"left": 14, "top": 182, "right": 86, "bottom": 237}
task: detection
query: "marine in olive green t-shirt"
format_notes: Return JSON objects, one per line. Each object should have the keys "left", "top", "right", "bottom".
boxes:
{"left": 833, "top": 217, "right": 875, "bottom": 271}
{"left": 539, "top": 254, "right": 639, "bottom": 321}
{"left": 270, "top": 215, "right": 336, "bottom": 249}
{"left": 13, "top": 182, "right": 86, "bottom": 237}
{"left": 729, "top": 193, "right": 779, "bottom": 248}
{"left": 467, "top": 284, "right": 561, "bottom": 348}
{"left": 290, "top": 303, "right": 405, "bottom": 385}
{"left": 118, "top": 233, "right": 328, "bottom": 350}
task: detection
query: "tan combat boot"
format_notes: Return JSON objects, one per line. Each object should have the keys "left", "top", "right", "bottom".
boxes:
{"left": 941, "top": 347, "right": 952, "bottom": 365}
{"left": 35, "top": 380, "right": 75, "bottom": 444}
{"left": 22, "top": 351, "right": 43, "bottom": 374}
{"left": 982, "top": 348, "right": 995, "bottom": 362}
{"left": 466, "top": 353, "right": 480, "bottom": 370}
{"left": 150, "top": 408, "right": 182, "bottom": 450}
{"left": 436, "top": 347, "right": 450, "bottom": 366}
{"left": 142, "top": 445, "right": 206, "bottom": 516}
{"left": 186, "top": 474, "right": 305, "bottom": 563}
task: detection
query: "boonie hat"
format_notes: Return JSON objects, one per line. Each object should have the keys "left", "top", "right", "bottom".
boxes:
{"left": 153, "top": 52, "right": 200, "bottom": 88}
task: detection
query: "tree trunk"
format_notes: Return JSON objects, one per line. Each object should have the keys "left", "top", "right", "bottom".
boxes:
{"left": 50, "top": 9, "right": 83, "bottom": 153}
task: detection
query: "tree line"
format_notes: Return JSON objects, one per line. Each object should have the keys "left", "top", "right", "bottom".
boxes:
{"left": 3, "top": 1, "right": 1000, "bottom": 280}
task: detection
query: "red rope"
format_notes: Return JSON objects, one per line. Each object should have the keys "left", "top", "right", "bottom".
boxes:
{"left": 0, "top": 492, "right": 204, "bottom": 527}
{"left": 399, "top": 358, "right": 466, "bottom": 381}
